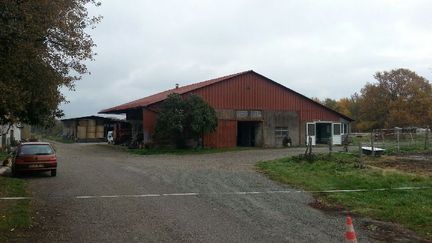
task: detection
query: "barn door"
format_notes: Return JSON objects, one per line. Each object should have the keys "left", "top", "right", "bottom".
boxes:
{"left": 332, "top": 123, "right": 342, "bottom": 145}
{"left": 306, "top": 122, "right": 316, "bottom": 145}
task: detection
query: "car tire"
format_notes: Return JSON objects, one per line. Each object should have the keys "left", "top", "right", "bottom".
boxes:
{"left": 51, "top": 169, "right": 57, "bottom": 177}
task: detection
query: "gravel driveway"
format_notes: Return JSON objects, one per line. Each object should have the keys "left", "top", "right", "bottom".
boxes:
{"left": 26, "top": 143, "right": 372, "bottom": 242}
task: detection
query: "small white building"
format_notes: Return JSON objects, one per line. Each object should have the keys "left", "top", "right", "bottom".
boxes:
{"left": 0, "top": 124, "right": 22, "bottom": 149}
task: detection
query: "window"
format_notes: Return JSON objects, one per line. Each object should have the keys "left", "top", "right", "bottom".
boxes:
{"left": 333, "top": 124, "right": 341, "bottom": 135}
{"left": 343, "top": 123, "right": 348, "bottom": 134}
{"left": 275, "top": 127, "right": 289, "bottom": 137}
{"left": 19, "top": 145, "right": 54, "bottom": 155}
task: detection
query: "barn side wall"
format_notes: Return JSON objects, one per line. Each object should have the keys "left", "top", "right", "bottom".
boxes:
{"left": 192, "top": 73, "right": 342, "bottom": 147}
{"left": 204, "top": 109, "right": 299, "bottom": 148}
{"left": 192, "top": 72, "right": 341, "bottom": 122}
{"left": 203, "top": 120, "right": 237, "bottom": 148}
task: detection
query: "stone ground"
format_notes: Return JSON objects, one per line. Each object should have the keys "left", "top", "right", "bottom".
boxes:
{"left": 6, "top": 143, "right": 379, "bottom": 242}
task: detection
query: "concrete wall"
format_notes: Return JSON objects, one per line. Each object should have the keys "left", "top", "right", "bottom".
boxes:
{"left": 215, "top": 109, "right": 299, "bottom": 147}
{"left": 262, "top": 111, "right": 299, "bottom": 147}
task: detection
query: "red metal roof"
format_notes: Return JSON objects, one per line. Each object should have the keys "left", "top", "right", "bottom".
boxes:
{"left": 99, "top": 70, "right": 252, "bottom": 114}
{"left": 99, "top": 70, "right": 353, "bottom": 121}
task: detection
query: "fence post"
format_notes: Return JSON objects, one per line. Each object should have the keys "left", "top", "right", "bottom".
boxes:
{"left": 328, "top": 136, "right": 333, "bottom": 155}
{"left": 396, "top": 127, "right": 400, "bottom": 153}
{"left": 358, "top": 141, "right": 363, "bottom": 168}
{"left": 425, "top": 126, "right": 429, "bottom": 150}
{"left": 371, "top": 130, "right": 375, "bottom": 156}
{"left": 343, "top": 134, "right": 349, "bottom": 152}
{"left": 409, "top": 131, "right": 414, "bottom": 146}
{"left": 309, "top": 136, "right": 312, "bottom": 156}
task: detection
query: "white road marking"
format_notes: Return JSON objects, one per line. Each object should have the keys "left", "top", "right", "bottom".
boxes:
{"left": 129, "top": 194, "right": 161, "bottom": 197}
{"left": 162, "top": 193, "right": 199, "bottom": 196}
{"left": 1, "top": 186, "right": 431, "bottom": 200}
{"left": 75, "top": 196, "right": 96, "bottom": 199}
{"left": 0, "top": 197, "right": 32, "bottom": 200}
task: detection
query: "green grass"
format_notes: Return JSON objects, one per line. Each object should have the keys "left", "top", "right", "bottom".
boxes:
{"left": 128, "top": 146, "right": 252, "bottom": 155}
{"left": 384, "top": 143, "right": 432, "bottom": 155}
{"left": 257, "top": 153, "right": 432, "bottom": 239}
{"left": 0, "top": 176, "right": 30, "bottom": 241}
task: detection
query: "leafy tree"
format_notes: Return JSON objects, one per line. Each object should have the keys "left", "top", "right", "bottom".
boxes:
{"left": 309, "top": 68, "right": 432, "bottom": 131}
{"left": 358, "top": 68, "right": 432, "bottom": 129}
{"left": 0, "top": 0, "right": 101, "bottom": 130}
{"left": 154, "top": 94, "right": 186, "bottom": 147}
{"left": 155, "top": 93, "right": 217, "bottom": 148}
{"left": 323, "top": 98, "right": 338, "bottom": 111}
{"left": 184, "top": 94, "right": 218, "bottom": 145}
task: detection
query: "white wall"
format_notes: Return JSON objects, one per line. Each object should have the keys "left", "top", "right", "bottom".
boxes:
{"left": 0, "top": 124, "right": 22, "bottom": 148}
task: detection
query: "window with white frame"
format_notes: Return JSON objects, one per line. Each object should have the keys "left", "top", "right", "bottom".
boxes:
{"left": 342, "top": 123, "right": 348, "bottom": 134}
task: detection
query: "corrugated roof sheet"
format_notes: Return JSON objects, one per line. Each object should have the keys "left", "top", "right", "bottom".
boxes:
{"left": 99, "top": 70, "right": 252, "bottom": 114}
{"left": 98, "top": 70, "right": 353, "bottom": 121}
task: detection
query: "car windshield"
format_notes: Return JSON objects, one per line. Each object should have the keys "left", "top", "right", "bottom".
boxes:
{"left": 19, "top": 145, "right": 54, "bottom": 155}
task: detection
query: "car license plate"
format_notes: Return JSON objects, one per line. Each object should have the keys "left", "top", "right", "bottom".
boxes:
{"left": 29, "top": 164, "right": 44, "bottom": 168}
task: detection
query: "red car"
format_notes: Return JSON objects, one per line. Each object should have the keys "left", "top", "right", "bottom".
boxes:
{"left": 11, "top": 142, "right": 57, "bottom": 177}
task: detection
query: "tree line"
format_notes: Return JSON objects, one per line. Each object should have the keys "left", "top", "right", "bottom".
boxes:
{"left": 314, "top": 68, "right": 432, "bottom": 131}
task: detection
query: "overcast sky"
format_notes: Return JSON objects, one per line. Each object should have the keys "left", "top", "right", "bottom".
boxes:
{"left": 61, "top": 0, "right": 432, "bottom": 118}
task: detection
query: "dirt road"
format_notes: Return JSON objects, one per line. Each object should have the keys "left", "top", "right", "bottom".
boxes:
{"left": 27, "top": 143, "right": 372, "bottom": 242}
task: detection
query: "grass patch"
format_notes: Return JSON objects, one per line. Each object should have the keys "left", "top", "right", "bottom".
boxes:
{"left": 384, "top": 143, "right": 432, "bottom": 155}
{"left": 0, "top": 152, "right": 31, "bottom": 240}
{"left": 0, "top": 175, "right": 30, "bottom": 241}
{"left": 128, "top": 146, "right": 252, "bottom": 155}
{"left": 257, "top": 153, "right": 432, "bottom": 239}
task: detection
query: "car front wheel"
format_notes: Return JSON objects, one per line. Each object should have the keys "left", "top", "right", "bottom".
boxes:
{"left": 51, "top": 169, "right": 57, "bottom": 177}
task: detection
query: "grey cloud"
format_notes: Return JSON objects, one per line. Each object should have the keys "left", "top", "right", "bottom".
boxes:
{"left": 61, "top": 0, "right": 432, "bottom": 118}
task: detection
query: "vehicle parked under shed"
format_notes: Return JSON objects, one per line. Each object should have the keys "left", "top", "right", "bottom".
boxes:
{"left": 99, "top": 70, "right": 353, "bottom": 148}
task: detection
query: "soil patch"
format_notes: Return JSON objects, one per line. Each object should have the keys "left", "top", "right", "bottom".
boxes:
{"left": 368, "top": 154, "right": 432, "bottom": 176}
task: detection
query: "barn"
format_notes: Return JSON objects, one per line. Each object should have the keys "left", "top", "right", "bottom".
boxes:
{"left": 99, "top": 70, "right": 353, "bottom": 148}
